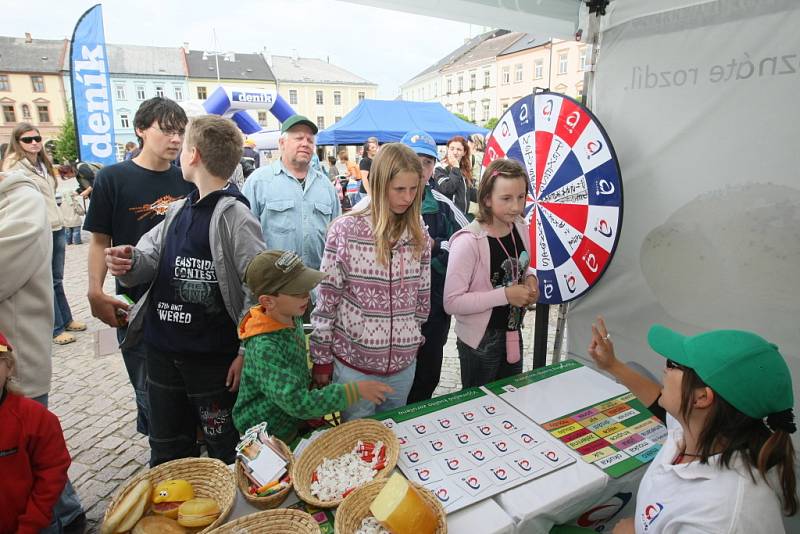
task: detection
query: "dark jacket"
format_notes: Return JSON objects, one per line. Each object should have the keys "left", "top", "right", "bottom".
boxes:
{"left": 434, "top": 165, "right": 476, "bottom": 215}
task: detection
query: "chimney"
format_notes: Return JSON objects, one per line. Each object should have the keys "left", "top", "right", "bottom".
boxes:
{"left": 25, "top": 32, "right": 32, "bottom": 43}
{"left": 326, "top": 55, "right": 330, "bottom": 64}
{"left": 182, "top": 41, "right": 190, "bottom": 53}
{"left": 261, "top": 46, "right": 272, "bottom": 67}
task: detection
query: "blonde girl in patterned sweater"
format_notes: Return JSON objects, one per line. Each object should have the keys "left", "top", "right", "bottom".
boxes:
{"left": 310, "top": 143, "right": 432, "bottom": 420}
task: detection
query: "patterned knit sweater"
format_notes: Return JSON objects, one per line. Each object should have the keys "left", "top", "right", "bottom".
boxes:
{"left": 232, "top": 308, "right": 360, "bottom": 443}
{"left": 310, "top": 212, "right": 431, "bottom": 376}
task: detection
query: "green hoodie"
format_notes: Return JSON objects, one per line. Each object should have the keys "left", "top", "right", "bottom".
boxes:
{"left": 232, "top": 306, "right": 360, "bottom": 443}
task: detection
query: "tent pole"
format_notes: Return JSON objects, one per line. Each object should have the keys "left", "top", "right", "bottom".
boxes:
{"left": 532, "top": 304, "right": 550, "bottom": 368}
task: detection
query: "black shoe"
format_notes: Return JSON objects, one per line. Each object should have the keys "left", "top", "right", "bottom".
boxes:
{"left": 63, "top": 512, "right": 86, "bottom": 534}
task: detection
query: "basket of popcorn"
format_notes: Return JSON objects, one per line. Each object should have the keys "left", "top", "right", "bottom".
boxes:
{"left": 235, "top": 424, "right": 294, "bottom": 510}
{"left": 207, "top": 508, "right": 321, "bottom": 534}
{"left": 335, "top": 473, "right": 447, "bottom": 534}
{"left": 100, "top": 457, "right": 235, "bottom": 534}
{"left": 292, "top": 419, "right": 399, "bottom": 508}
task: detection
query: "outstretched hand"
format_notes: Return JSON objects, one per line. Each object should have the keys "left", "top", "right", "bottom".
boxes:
{"left": 588, "top": 316, "right": 619, "bottom": 372}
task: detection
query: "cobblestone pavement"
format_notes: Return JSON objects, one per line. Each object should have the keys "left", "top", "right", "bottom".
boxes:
{"left": 52, "top": 230, "right": 565, "bottom": 533}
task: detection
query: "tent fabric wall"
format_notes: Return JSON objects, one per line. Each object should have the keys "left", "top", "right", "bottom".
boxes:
{"left": 567, "top": 4, "right": 800, "bottom": 529}
{"left": 316, "top": 99, "right": 488, "bottom": 146}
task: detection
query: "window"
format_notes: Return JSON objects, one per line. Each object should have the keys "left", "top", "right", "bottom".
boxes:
{"left": 31, "top": 76, "right": 45, "bottom": 92}
{"left": 433, "top": 81, "right": 438, "bottom": 97}
{"left": 446, "top": 78, "right": 452, "bottom": 94}
{"left": 357, "top": 91, "right": 365, "bottom": 101}
{"left": 457, "top": 102, "right": 464, "bottom": 114}
{"left": 115, "top": 84, "right": 126, "bottom": 100}
{"left": 2, "top": 105, "right": 15, "bottom": 122}
{"left": 558, "top": 53, "right": 568, "bottom": 75}
{"left": 197, "top": 86, "right": 207, "bottom": 100}
{"left": 155, "top": 85, "right": 165, "bottom": 98}
{"left": 315, "top": 91, "right": 323, "bottom": 105}
{"left": 333, "top": 91, "right": 341, "bottom": 105}
{"left": 334, "top": 116, "right": 341, "bottom": 123}
{"left": 579, "top": 48, "right": 588, "bottom": 71}
{"left": 469, "top": 72, "right": 476, "bottom": 90}
{"left": 316, "top": 116, "right": 325, "bottom": 129}
{"left": 483, "top": 70, "right": 490, "bottom": 88}
{"left": 534, "top": 60, "right": 544, "bottom": 80}
{"left": 502, "top": 66, "right": 510, "bottom": 85}
{"left": 469, "top": 101, "right": 476, "bottom": 122}
{"left": 257, "top": 111, "right": 267, "bottom": 126}
{"left": 457, "top": 76, "right": 463, "bottom": 92}
{"left": 136, "top": 85, "right": 146, "bottom": 100}
{"left": 445, "top": 104, "right": 452, "bottom": 111}
{"left": 37, "top": 105, "right": 50, "bottom": 123}
{"left": 0, "top": 75, "right": 9, "bottom": 91}
{"left": 515, "top": 64, "right": 523, "bottom": 83}
{"left": 21, "top": 104, "right": 31, "bottom": 120}
{"left": 120, "top": 112, "right": 130, "bottom": 129}
{"left": 289, "top": 90, "right": 298, "bottom": 104}
{"left": 502, "top": 102, "right": 510, "bottom": 111}
{"left": 174, "top": 86, "right": 184, "bottom": 101}
{"left": 482, "top": 101, "right": 490, "bottom": 121}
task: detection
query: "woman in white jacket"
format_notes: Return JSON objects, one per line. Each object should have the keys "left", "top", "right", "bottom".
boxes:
{"left": 1, "top": 124, "right": 85, "bottom": 344}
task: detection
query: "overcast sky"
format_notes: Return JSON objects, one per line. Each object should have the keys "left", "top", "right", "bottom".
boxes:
{"left": 0, "top": 0, "right": 483, "bottom": 98}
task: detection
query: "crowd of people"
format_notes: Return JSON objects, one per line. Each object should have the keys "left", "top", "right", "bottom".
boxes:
{"left": 0, "top": 95, "right": 797, "bottom": 533}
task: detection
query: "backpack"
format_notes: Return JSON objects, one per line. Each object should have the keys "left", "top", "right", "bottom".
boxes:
{"left": 241, "top": 157, "right": 256, "bottom": 178}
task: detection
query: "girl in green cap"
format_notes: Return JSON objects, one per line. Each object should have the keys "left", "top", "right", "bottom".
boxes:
{"left": 588, "top": 317, "right": 797, "bottom": 534}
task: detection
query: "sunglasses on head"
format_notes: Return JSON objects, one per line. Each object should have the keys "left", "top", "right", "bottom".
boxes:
{"left": 19, "top": 135, "right": 42, "bottom": 144}
{"left": 666, "top": 359, "right": 689, "bottom": 371}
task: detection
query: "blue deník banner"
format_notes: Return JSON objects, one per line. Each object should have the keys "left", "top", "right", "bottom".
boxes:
{"left": 70, "top": 4, "right": 116, "bottom": 165}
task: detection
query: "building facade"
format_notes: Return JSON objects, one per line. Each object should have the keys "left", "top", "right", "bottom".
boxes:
{"left": 0, "top": 34, "right": 69, "bottom": 152}
{"left": 268, "top": 53, "right": 377, "bottom": 134}
{"left": 496, "top": 36, "right": 588, "bottom": 114}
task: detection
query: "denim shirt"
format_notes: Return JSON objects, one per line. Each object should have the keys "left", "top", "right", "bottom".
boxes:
{"left": 242, "top": 160, "right": 341, "bottom": 270}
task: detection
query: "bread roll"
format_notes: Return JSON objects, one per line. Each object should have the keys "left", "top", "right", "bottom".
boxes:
{"left": 133, "top": 515, "right": 186, "bottom": 534}
{"left": 369, "top": 473, "right": 436, "bottom": 534}
{"left": 101, "top": 480, "right": 151, "bottom": 534}
{"left": 177, "top": 497, "right": 221, "bottom": 528}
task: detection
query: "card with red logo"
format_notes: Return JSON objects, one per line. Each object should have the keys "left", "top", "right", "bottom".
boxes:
{"left": 473, "top": 421, "right": 500, "bottom": 439}
{"left": 396, "top": 433, "right": 412, "bottom": 449}
{"left": 436, "top": 452, "right": 473, "bottom": 474}
{"left": 381, "top": 418, "right": 397, "bottom": 431}
{"left": 537, "top": 447, "right": 574, "bottom": 468}
{"left": 433, "top": 411, "right": 463, "bottom": 431}
{"left": 402, "top": 418, "right": 438, "bottom": 439}
{"left": 488, "top": 437, "right": 520, "bottom": 456}
{"left": 449, "top": 428, "right": 477, "bottom": 447}
{"left": 408, "top": 462, "right": 445, "bottom": 485}
{"left": 398, "top": 444, "right": 428, "bottom": 469}
{"left": 508, "top": 452, "right": 545, "bottom": 477}
{"left": 480, "top": 402, "right": 504, "bottom": 418}
{"left": 422, "top": 433, "right": 455, "bottom": 456}
{"left": 512, "top": 429, "right": 547, "bottom": 450}
{"left": 497, "top": 415, "right": 524, "bottom": 435}
{"left": 464, "top": 445, "right": 496, "bottom": 465}
{"left": 458, "top": 470, "right": 493, "bottom": 496}
{"left": 483, "top": 460, "right": 521, "bottom": 485}
{"left": 458, "top": 407, "right": 484, "bottom": 424}
{"left": 427, "top": 479, "right": 465, "bottom": 511}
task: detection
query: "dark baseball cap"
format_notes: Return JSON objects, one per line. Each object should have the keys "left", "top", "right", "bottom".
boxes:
{"left": 280, "top": 114, "right": 318, "bottom": 135}
{"left": 245, "top": 250, "right": 325, "bottom": 297}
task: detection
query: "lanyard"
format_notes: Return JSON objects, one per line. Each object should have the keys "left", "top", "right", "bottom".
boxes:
{"left": 493, "top": 226, "right": 519, "bottom": 283}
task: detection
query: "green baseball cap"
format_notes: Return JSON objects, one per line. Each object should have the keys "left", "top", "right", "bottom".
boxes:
{"left": 245, "top": 250, "right": 325, "bottom": 297}
{"left": 648, "top": 325, "right": 793, "bottom": 419}
{"left": 280, "top": 114, "right": 318, "bottom": 135}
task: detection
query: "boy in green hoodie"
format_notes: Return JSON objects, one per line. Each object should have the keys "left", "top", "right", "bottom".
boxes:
{"left": 233, "top": 250, "right": 393, "bottom": 442}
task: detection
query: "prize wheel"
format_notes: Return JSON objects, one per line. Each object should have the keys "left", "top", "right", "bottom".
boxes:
{"left": 483, "top": 91, "right": 623, "bottom": 304}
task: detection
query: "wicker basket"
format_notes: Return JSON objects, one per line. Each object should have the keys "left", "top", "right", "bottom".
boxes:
{"left": 292, "top": 419, "right": 399, "bottom": 508}
{"left": 101, "top": 457, "right": 235, "bottom": 534}
{"left": 206, "top": 509, "right": 321, "bottom": 534}
{"left": 334, "top": 478, "right": 447, "bottom": 534}
{"left": 235, "top": 438, "right": 294, "bottom": 509}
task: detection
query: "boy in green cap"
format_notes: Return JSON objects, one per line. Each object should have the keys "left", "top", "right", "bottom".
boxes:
{"left": 233, "top": 250, "right": 393, "bottom": 442}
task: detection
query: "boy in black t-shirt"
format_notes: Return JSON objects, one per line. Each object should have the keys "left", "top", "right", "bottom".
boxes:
{"left": 84, "top": 97, "right": 194, "bottom": 436}
{"left": 104, "top": 116, "right": 265, "bottom": 466}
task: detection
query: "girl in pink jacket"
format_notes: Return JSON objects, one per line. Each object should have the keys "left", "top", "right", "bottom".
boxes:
{"left": 444, "top": 159, "right": 539, "bottom": 387}
{"left": 310, "top": 143, "right": 431, "bottom": 419}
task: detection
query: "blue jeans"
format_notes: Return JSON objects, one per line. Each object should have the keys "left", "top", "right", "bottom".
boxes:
{"left": 64, "top": 226, "right": 82, "bottom": 244}
{"left": 333, "top": 359, "right": 417, "bottom": 421}
{"left": 456, "top": 328, "right": 523, "bottom": 388}
{"left": 52, "top": 229, "right": 73, "bottom": 337}
{"left": 117, "top": 327, "right": 150, "bottom": 435}
{"left": 146, "top": 346, "right": 239, "bottom": 467}
{"left": 32, "top": 394, "right": 84, "bottom": 533}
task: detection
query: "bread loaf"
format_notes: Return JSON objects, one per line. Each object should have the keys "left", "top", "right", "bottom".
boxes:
{"left": 132, "top": 515, "right": 186, "bottom": 534}
{"left": 177, "top": 497, "right": 221, "bottom": 528}
{"left": 101, "top": 480, "right": 151, "bottom": 534}
{"left": 369, "top": 473, "right": 436, "bottom": 534}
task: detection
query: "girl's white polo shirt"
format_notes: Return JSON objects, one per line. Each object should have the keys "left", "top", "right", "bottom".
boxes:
{"left": 634, "top": 416, "right": 785, "bottom": 533}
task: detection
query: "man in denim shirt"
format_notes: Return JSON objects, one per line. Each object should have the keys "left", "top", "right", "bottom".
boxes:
{"left": 242, "top": 115, "right": 340, "bottom": 271}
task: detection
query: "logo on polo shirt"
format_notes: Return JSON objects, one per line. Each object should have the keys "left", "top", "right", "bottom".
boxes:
{"left": 642, "top": 503, "right": 664, "bottom": 530}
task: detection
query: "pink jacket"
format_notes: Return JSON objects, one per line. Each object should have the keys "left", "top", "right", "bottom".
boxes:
{"left": 310, "top": 213, "right": 431, "bottom": 376}
{"left": 443, "top": 218, "right": 535, "bottom": 349}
